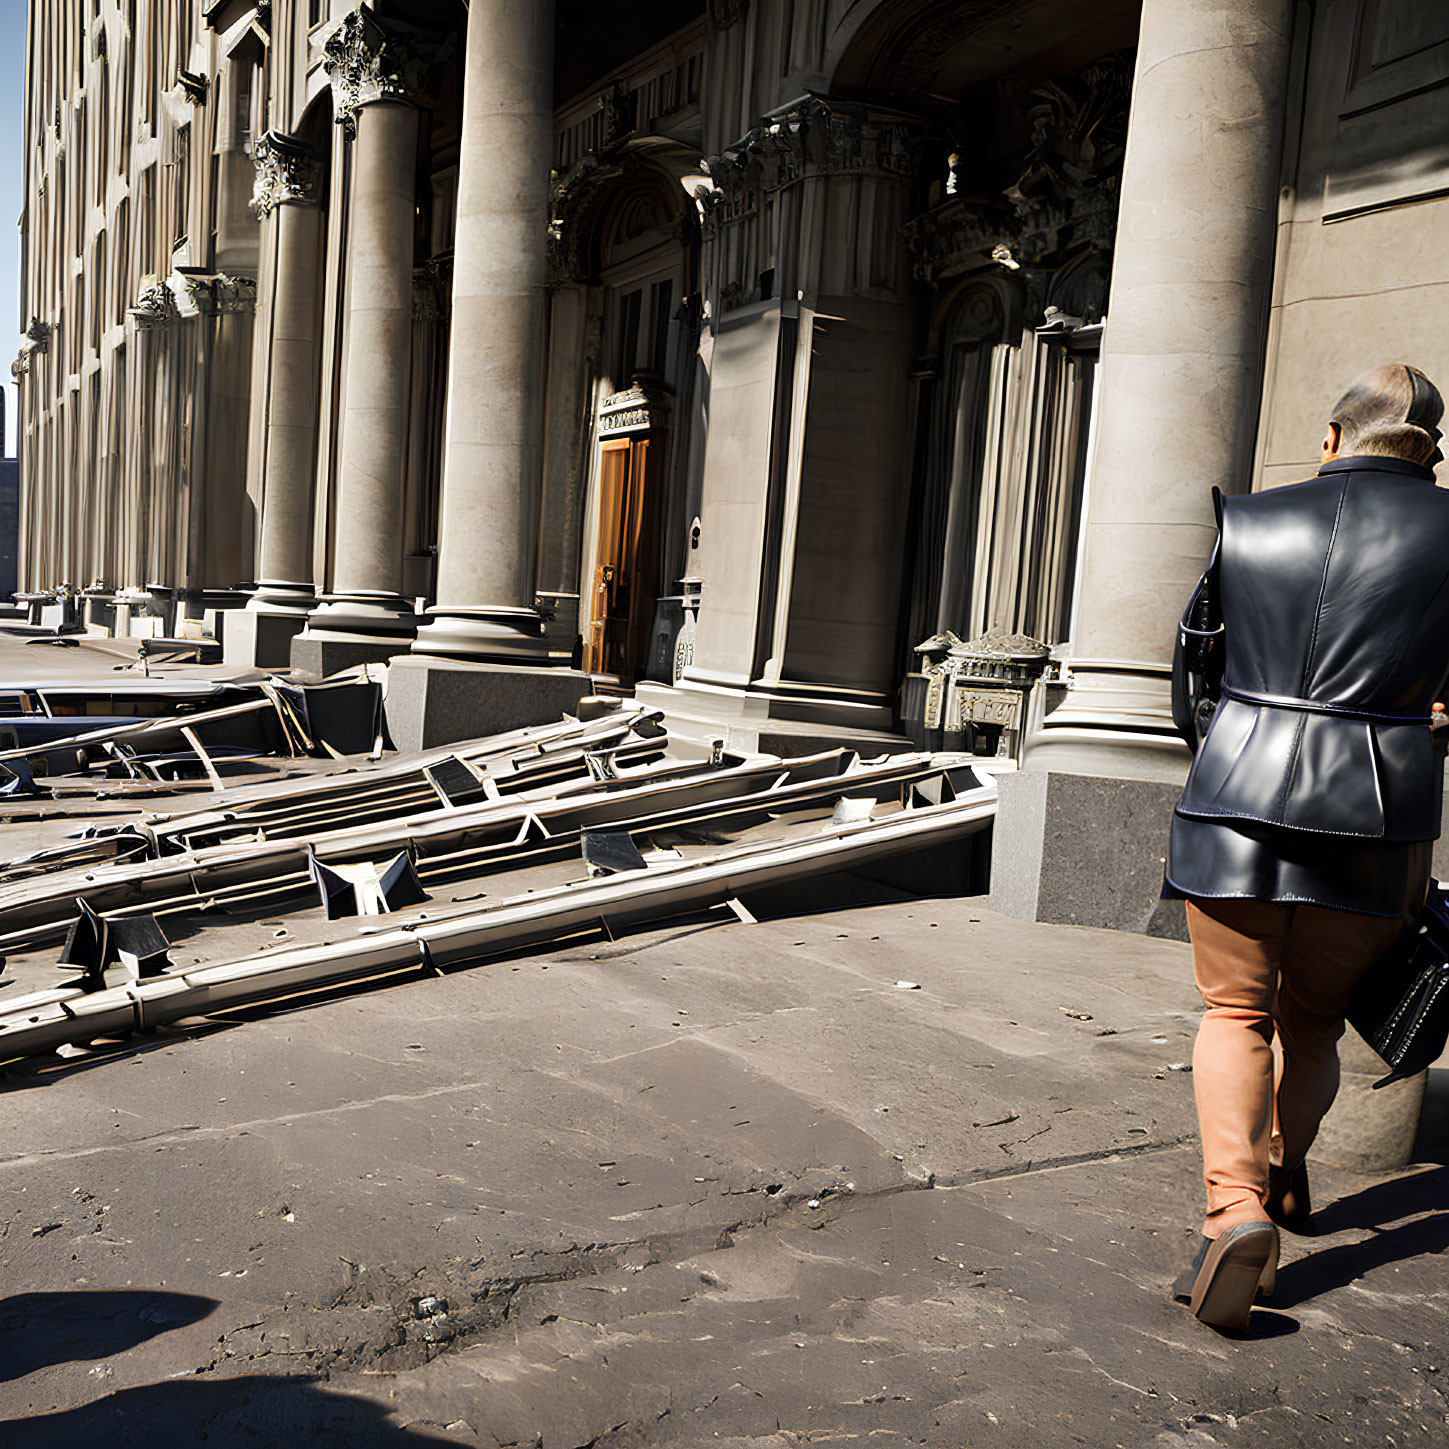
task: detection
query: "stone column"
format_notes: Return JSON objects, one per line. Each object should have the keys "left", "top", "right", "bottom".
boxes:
{"left": 409, "top": 0, "right": 555, "bottom": 662}
{"left": 1026, "top": 0, "right": 1295, "bottom": 778}
{"left": 229, "top": 133, "right": 324, "bottom": 669}
{"left": 295, "top": 9, "right": 421, "bottom": 672}
{"left": 991, "top": 0, "right": 1296, "bottom": 932}
{"left": 386, "top": 0, "right": 587, "bottom": 752}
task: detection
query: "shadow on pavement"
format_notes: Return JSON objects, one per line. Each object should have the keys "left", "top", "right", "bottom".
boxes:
{"left": 0, "top": 1376, "right": 462, "bottom": 1447}
{"left": 1270, "top": 1165, "right": 1449, "bottom": 1309}
{"left": 0, "top": 1290, "right": 218, "bottom": 1384}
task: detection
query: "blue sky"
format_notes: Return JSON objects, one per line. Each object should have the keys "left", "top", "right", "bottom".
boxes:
{"left": 0, "top": 0, "right": 21, "bottom": 460}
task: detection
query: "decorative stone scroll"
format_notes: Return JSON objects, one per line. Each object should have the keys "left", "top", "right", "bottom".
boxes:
{"left": 252, "top": 131, "right": 321, "bottom": 218}
{"left": 324, "top": 5, "right": 423, "bottom": 132}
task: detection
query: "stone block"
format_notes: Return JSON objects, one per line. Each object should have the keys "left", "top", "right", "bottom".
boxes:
{"left": 384, "top": 656, "right": 592, "bottom": 753}
{"left": 990, "top": 769, "right": 1186, "bottom": 939}
{"left": 290, "top": 634, "right": 412, "bottom": 679}
{"left": 223, "top": 609, "right": 308, "bottom": 671}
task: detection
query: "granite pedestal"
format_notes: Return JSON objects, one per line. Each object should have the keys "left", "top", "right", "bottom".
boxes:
{"left": 223, "top": 609, "right": 309, "bottom": 671}
{"left": 384, "top": 656, "right": 591, "bottom": 753}
{"left": 989, "top": 768, "right": 1187, "bottom": 940}
{"left": 290, "top": 633, "right": 413, "bottom": 680}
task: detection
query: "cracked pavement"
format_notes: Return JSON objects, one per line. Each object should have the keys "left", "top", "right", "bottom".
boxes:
{"left": 1, "top": 888, "right": 1447, "bottom": 1446}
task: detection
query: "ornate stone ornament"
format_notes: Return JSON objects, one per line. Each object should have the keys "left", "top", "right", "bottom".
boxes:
{"left": 324, "top": 5, "right": 420, "bottom": 131}
{"left": 411, "top": 256, "right": 453, "bottom": 323}
{"left": 901, "top": 51, "right": 1130, "bottom": 320}
{"left": 252, "top": 131, "right": 321, "bottom": 218}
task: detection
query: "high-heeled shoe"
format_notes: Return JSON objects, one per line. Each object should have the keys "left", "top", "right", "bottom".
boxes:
{"left": 1266, "top": 1161, "right": 1312, "bottom": 1234}
{"left": 1172, "top": 1221, "right": 1279, "bottom": 1333}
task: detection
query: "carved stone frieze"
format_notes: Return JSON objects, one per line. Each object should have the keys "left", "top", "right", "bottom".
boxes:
{"left": 252, "top": 131, "right": 321, "bottom": 218}
{"left": 324, "top": 5, "right": 423, "bottom": 130}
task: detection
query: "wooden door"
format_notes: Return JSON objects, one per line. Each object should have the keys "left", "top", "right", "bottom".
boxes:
{"left": 585, "top": 436, "right": 662, "bottom": 681}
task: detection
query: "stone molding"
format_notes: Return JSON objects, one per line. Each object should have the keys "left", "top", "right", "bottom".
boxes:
{"left": 252, "top": 130, "right": 321, "bottom": 218}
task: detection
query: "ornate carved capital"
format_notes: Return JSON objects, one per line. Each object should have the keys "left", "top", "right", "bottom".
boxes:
{"left": 707, "top": 0, "right": 749, "bottom": 27}
{"left": 324, "top": 5, "right": 422, "bottom": 130}
{"left": 252, "top": 130, "right": 322, "bottom": 218}
{"left": 127, "top": 282, "right": 175, "bottom": 329}
{"left": 701, "top": 96, "right": 929, "bottom": 236}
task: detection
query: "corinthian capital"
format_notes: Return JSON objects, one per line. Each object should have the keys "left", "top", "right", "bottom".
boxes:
{"left": 252, "top": 131, "right": 321, "bottom": 218}
{"left": 324, "top": 5, "right": 420, "bottom": 129}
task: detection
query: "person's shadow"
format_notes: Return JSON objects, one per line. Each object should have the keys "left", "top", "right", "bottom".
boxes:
{"left": 0, "top": 1375, "right": 462, "bottom": 1446}
{"left": 0, "top": 1290, "right": 462, "bottom": 1445}
{"left": 1268, "top": 1164, "right": 1449, "bottom": 1309}
{"left": 0, "top": 1290, "right": 218, "bottom": 1383}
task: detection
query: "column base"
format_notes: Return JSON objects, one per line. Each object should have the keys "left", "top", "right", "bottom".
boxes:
{"left": 410, "top": 606, "right": 551, "bottom": 664}
{"left": 384, "top": 655, "right": 591, "bottom": 752}
{"left": 250, "top": 579, "right": 318, "bottom": 613}
{"left": 989, "top": 768, "right": 1189, "bottom": 939}
{"left": 1023, "top": 660, "right": 1189, "bottom": 782}
{"left": 290, "top": 591, "right": 418, "bottom": 676}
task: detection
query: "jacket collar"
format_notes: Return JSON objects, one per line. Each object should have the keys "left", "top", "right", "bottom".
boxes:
{"left": 1317, "top": 455, "right": 1436, "bottom": 481}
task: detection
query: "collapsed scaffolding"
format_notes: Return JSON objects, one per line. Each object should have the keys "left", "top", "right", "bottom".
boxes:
{"left": 0, "top": 703, "right": 996, "bottom": 1066}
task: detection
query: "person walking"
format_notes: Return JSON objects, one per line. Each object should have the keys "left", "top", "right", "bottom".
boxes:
{"left": 1164, "top": 363, "right": 1449, "bottom": 1333}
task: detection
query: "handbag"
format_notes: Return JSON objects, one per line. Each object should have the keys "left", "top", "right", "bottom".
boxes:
{"left": 1348, "top": 878, "right": 1449, "bottom": 1088}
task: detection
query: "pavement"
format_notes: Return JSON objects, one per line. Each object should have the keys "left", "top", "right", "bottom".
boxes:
{"left": 1, "top": 881, "right": 1447, "bottom": 1447}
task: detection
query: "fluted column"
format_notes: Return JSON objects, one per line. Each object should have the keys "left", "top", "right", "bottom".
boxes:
{"left": 301, "top": 9, "right": 420, "bottom": 646}
{"left": 410, "top": 0, "right": 555, "bottom": 661}
{"left": 1028, "top": 0, "right": 1294, "bottom": 779}
{"left": 250, "top": 132, "right": 322, "bottom": 617}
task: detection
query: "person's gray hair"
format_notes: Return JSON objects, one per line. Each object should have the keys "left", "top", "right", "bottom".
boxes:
{"left": 1329, "top": 363, "right": 1444, "bottom": 465}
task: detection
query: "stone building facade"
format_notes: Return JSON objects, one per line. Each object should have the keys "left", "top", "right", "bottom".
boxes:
{"left": 14, "top": 1, "right": 1449, "bottom": 927}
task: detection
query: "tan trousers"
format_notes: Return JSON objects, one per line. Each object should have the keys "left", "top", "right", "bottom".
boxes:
{"left": 1185, "top": 897, "right": 1404, "bottom": 1237}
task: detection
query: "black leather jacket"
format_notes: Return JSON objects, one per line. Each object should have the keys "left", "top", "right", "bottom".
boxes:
{"left": 1175, "top": 456, "right": 1449, "bottom": 844}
